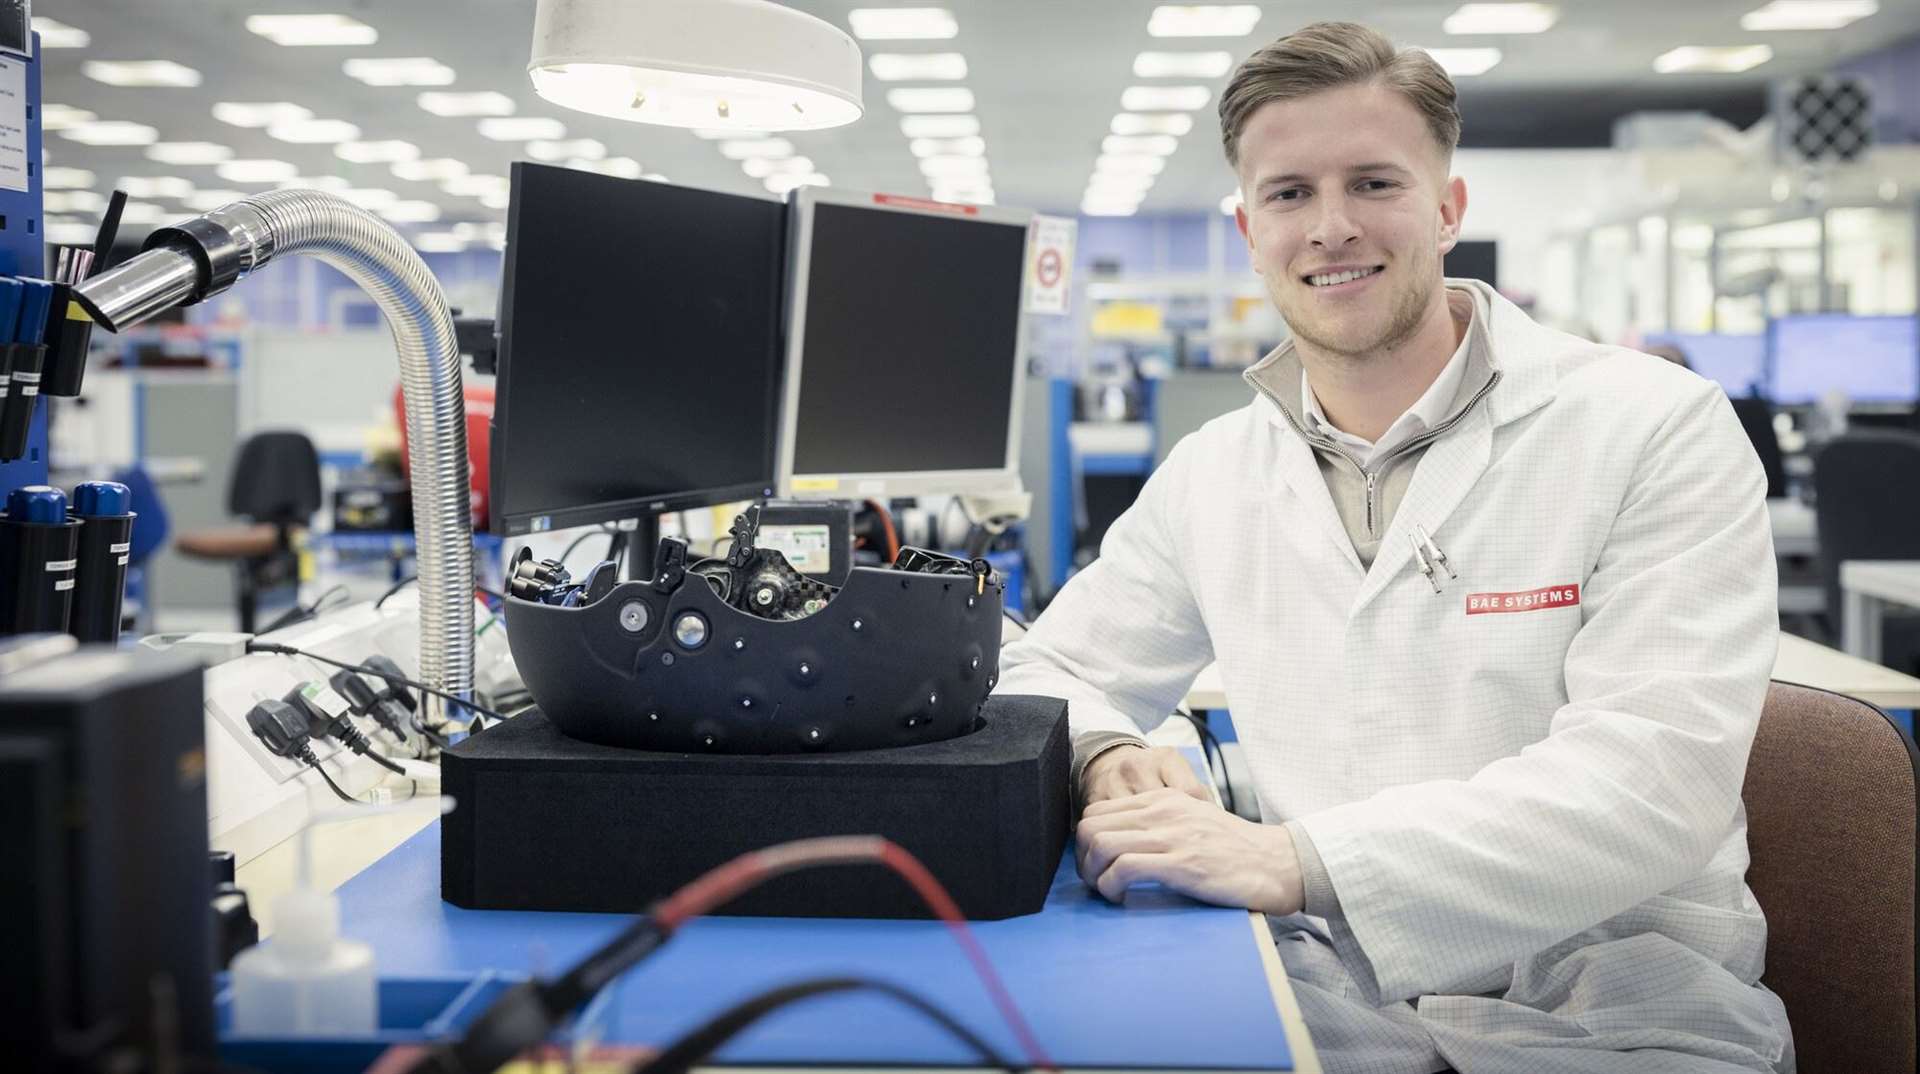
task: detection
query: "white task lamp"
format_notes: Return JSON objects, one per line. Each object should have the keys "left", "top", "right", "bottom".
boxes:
{"left": 529, "top": 0, "right": 864, "bottom": 132}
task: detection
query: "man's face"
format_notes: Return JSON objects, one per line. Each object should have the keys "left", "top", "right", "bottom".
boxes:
{"left": 1234, "top": 81, "right": 1466, "bottom": 359}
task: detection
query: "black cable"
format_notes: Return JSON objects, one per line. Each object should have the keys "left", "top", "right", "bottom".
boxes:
{"left": 259, "top": 583, "right": 352, "bottom": 634}
{"left": 374, "top": 575, "right": 418, "bottom": 609}
{"left": 247, "top": 641, "right": 509, "bottom": 724}
{"left": 1176, "top": 708, "right": 1236, "bottom": 815}
{"left": 309, "top": 760, "right": 364, "bottom": 805}
{"left": 631, "top": 976, "right": 1016, "bottom": 1074}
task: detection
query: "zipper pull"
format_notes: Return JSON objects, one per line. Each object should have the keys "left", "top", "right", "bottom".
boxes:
{"left": 1408, "top": 533, "right": 1442, "bottom": 594}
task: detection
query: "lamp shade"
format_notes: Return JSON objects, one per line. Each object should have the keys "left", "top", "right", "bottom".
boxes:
{"left": 529, "top": 0, "right": 864, "bottom": 132}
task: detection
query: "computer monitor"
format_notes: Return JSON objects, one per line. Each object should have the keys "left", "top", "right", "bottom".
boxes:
{"left": 1767, "top": 314, "right": 1920, "bottom": 407}
{"left": 1643, "top": 333, "right": 1767, "bottom": 398}
{"left": 777, "top": 188, "right": 1032, "bottom": 499}
{"left": 491, "top": 163, "right": 785, "bottom": 535}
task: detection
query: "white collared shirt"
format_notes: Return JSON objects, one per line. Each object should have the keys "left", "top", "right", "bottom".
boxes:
{"left": 1300, "top": 294, "right": 1475, "bottom": 468}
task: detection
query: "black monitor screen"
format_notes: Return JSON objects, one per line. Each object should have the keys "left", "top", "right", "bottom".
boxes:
{"left": 492, "top": 164, "right": 784, "bottom": 534}
{"left": 1444, "top": 240, "right": 1497, "bottom": 289}
{"left": 790, "top": 202, "right": 1026, "bottom": 478}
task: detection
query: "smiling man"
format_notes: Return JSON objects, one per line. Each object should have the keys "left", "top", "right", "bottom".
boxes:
{"left": 996, "top": 21, "right": 1792, "bottom": 1074}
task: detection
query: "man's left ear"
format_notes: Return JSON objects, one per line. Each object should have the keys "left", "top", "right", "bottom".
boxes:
{"left": 1438, "top": 175, "right": 1467, "bottom": 254}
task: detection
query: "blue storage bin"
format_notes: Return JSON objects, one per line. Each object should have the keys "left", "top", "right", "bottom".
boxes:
{"left": 216, "top": 971, "right": 614, "bottom": 1074}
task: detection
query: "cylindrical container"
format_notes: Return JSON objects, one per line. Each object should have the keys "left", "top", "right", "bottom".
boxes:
{"left": 0, "top": 280, "right": 55, "bottom": 461}
{"left": 41, "top": 281, "right": 97, "bottom": 398}
{"left": 69, "top": 480, "right": 135, "bottom": 643}
{"left": 0, "top": 485, "right": 81, "bottom": 634}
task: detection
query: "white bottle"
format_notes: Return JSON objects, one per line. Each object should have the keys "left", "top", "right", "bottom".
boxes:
{"left": 228, "top": 811, "right": 378, "bottom": 1035}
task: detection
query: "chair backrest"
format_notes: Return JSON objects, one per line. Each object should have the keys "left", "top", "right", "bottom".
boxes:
{"left": 1810, "top": 431, "right": 1920, "bottom": 620}
{"left": 1729, "top": 397, "right": 1787, "bottom": 499}
{"left": 1744, "top": 680, "right": 1918, "bottom": 1074}
{"left": 227, "top": 430, "right": 322, "bottom": 526}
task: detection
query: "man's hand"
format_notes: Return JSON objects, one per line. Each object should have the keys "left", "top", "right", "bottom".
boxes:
{"left": 1076, "top": 788, "right": 1304, "bottom": 917}
{"left": 1081, "top": 743, "right": 1212, "bottom": 808}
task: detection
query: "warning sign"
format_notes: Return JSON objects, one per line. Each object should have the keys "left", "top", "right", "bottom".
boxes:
{"left": 1026, "top": 214, "right": 1075, "bottom": 316}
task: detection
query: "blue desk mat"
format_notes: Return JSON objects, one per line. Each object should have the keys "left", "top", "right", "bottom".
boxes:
{"left": 335, "top": 823, "right": 1295, "bottom": 1069}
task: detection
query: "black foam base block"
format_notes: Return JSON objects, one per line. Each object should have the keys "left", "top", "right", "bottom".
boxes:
{"left": 440, "top": 694, "right": 1071, "bottom": 919}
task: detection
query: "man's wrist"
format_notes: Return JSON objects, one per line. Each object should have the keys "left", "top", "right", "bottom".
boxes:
{"left": 1258, "top": 821, "right": 1306, "bottom": 917}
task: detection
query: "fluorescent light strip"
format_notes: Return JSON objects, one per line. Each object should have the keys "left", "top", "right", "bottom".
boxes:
{"left": 185, "top": 190, "right": 249, "bottom": 211}
{"left": 919, "top": 155, "right": 990, "bottom": 178}
{"left": 1653, "top": 45, "right": 1774, "bottom": 73}
{"left": 58, "top": 122, "right": 160, "bottom": 147}
{"left": 146, "top": 142, "right": 234, "bottom": 165}
{"left": 900, "top": 114, "right": 980, "bottom": 138}
{"left": 910, "top": 136, "right": 986, "bottom": 158}
{"left": 44, "top": 167, "right": 96, "bottom": 189}
{"left": 1441, "top": 4, "right": 1559, "bottom": 34}
{"left": 214, "top": 102, "right": 312, "bottom": 128}
{"left": 45, "top": 190, "right": 108, "bottom": 213}
{"left": 245, "top": 14, "right": 379, "bottom": 46}
{"left": 336, "top": 141, "right": 420, "bottom": 164}
{"left": 1420, "top": 48, "right": 1504, "bottom": 76}
{"left": 869, "top": 53, "right": 969, "bottom": 80}
{"left": 1147, "top": 5, "right": 1261, "bottom": 37}
{"left": 381, "top": 200, "right": 442, "bottom": 223}
{"left": 118, "top": 176, "right": 195, "bottom": 199}
{"left": 1104, "top": 134, "right": 1179, "bottom": 155}
{"left": 343, "top": 57, "right": 457, "bottom": 87}
{"left": 1133, "top": 51, "right": 1234, "bottom": 78}
{"left": 443, "top": 174, "right": 510, "bottom": 196}
{"left": 217, "top": 159, "right": 300, "bottom": 183}
{"left": 847, "top": 8, "right": 957, "bottom": 40}
{"left": 527, "top": 139, "right": 607, "bottom": 162}
{"left": 743, "top": 156, "right": 816, "bottom": 178}
{"left": 1113, "top": 113, "right": 1194, "bottom": 136}
{"left": 477, "top": 117, "right": 566, "bottom": 140}
{"left": 31, "top": 17, "right": 90, "bottom": 48}
{"left": 41, "top": 104, "right": 97, "bottom": 131}
{"left": 83, "top": 61, "right": 201, "bottom": 88}
{"left": 1740, "top": 0, "right": 1877, "bottom": 30}
{"left": 268, "top": 119, "right": 362, "bottom": 144}
{"left": 1121, "top": 85, "right": 1210, "bottom": 111}
{"left": 1094, "top": 154, "right": 1167, "bottom": 176}
{"left": 569, "top": 157, "right": 644, "bottom": 178}
{"left": 392, "top": 159, "right": 470, "bottom": 182}
{"left": 719, "top": 138, "right": 794, "bottom": 160}
{"left": 418, "top": 91, "right": 516, "bottom": 117}
{"left": 887, "top": 87, "right": 976, "bottom": 113}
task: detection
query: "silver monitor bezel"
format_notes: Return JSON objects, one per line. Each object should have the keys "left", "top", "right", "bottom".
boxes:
{"left": 776, "top": 186, "right": 1035, "bottom": 501}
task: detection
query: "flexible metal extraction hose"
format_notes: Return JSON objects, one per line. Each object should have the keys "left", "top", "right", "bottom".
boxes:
{"left": 74, "top": 191, "right": 474, "bottom": 716}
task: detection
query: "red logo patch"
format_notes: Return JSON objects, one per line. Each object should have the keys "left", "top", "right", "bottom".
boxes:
{"left": 1465, "top": 584, "right": 1581, "bottom": 615}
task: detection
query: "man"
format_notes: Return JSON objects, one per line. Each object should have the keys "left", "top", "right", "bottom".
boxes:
{"left": 996, "top": 21, "right": 1791, "bottom": 1074}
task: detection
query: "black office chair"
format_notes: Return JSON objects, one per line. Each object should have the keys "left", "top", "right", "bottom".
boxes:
{"left": 1729, "top": 396, "right": 1788, "bottom": 499}
{"left": 175, "top": 430, "right": 322, "bottom": 632}
{"left": 1811, "top": 431, "right": 1920, "bottom": 670}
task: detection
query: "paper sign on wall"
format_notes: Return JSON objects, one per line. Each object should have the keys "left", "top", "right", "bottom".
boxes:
{"left": 0, "top": 59, "right": 25, "bottom": 194}
{"left": 1025, "top": 214, "right": 1076, "bottom": 316}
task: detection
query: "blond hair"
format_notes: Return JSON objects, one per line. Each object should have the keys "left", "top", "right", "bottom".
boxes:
{"left": 1218, "top": 21, "right": 1461, "bottom": 168}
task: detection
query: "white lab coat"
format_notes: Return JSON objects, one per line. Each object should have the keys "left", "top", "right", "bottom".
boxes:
{"left": 998, "top": 282, "right": 1791, "bottom": 1073}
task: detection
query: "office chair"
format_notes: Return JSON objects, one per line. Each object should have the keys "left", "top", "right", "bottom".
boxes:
{"left": 1811, "top": 431, "right": 1920, "bottom": 667}
{"left": 173, "top": 430, "right": 321, "bottom": 632}
{"left": 1744, "top": 681, "right": 1917, "bottom": 1074}
{"left": 1729, "top": 396, "right": 1788, "bottom": 500}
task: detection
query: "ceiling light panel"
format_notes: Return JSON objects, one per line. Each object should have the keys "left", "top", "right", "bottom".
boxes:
{"left": 392, "top": 158, "right": 470, "bottom": 182}
{"left": 765, "top": 173, "right": 830, "bottom": 194}
{"left": 381, "top": 200, "right": 442, "bottom": 223}
{"left": 1420, "top": 48, "right": 1504, "bottom": 75}
{"left": 185, "top": 190, "right": 249, "bottom": 211}
{"left": 442, "top": 174, "right": 511, "bottom": 197}
{"left": 83, "top": 61, "right": 201, "bottom": 88}
{"left": 477, "top": 117, "right": 565, "bottom": 140}
{"left": 479, "top": 190, "right": 512, "bottom": 210}
{"left": 32, "top": 17, "right": 90, "bottom": 48}
{"left": 1095, "top": 153, "right": 1167, "bottom": 176}
{"left": 1133, "top": 51, "right": 1234, "bottom": 78}
{"left": 268, "top": 119, "right": 362, "bottom": 144}
{"left": 59, "top": 122, "right": 160, "bottom": 146}
{"left": 887, "top": 87, "right": 976, "bottom": 113}
{"left": 569, "top": 157, "right": 644, "bottom": 178}
{"left": 1104, "top": 134, "right": 1180, "bottom": 155}
{"left": 278, "top": 175, "right": 353, "bottom": 192}
{"left": 847, "top": 8, "right": 958, "bottom": 40}
{"left": 742, "top": 156, "right": 816, "bottom": 178}
{"left": 1147, "top": 5, "right": 1262, "bottom": 37}
{"left": 336, "top": 140, "right": 420, "bottom": 164}
{"left": 919, "top": 155, "right": 989, "bottom": 178}
{"left": 217, "top": 159, "right": 300, "bottom": 183}
{"left": 1652, "top": 45, "right": 1774, "bottom": 73}
{"left": 900, "top": 114, "right": 980, "bottom": 138}
{"left": 1112, "top": 113, "right": 1194, "bottom": 136}
{"left": 1121, "top": 85, "right": 1211, "bottom": 111}
{"left": 42, "top": 105, "right": 97, "bottom": 131}
{"left": 214, "top": 102, "right": 313, "bottom": 128}
{"left": 719, "top": 138, "right": 794, "bottom": 160}
{"left": 45, "top": 190, "right": 108, "bottom": 213}
{"left": 418, "top": 91, "right": 516, "bottom": 117}
{"left": 526, "top": 139, "right": 608, "bottom": 162}
{"left": 910, "top": 136, "right": 986, "bottom": 158}
{"left": 245, "top": 14, "right": 379, "bottom": 46}
{"left": 117, "top": 176, "right": 196, "bottom": 199}
{"left": 414, "top": 233, "right": 469, "bottom": 254}
{"left": 1441, "top": 4, "right": 1559, "bottom": 34}
{"left": 1741, "top": 0, "right": 1877, "bottom": 30}
{"left": 44, "top": 167, "right": 95, "bottom": 189}
{"left": 868, "top": 53, "right": 969, "bottom": 80}
{"left": 146, "top": 142, "right": 234, "bottom": 165}
{"left": 343, "top": 57, "right": 457, "bottom": 87}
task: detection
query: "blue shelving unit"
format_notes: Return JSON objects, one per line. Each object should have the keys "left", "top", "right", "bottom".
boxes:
{"left": 0, "top": 34, "right": 48, "bottom": 495}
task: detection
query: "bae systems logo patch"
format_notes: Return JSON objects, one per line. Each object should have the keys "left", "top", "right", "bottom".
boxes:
{"left": 1465, "top": 584, "right": 1581, "bottom": 615}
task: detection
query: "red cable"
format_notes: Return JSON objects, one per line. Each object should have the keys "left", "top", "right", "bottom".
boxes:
{"left": 651, "top": 836, "right": 1056, "bottom": 1071}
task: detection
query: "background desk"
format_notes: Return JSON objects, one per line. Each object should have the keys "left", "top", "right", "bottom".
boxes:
{"left": 1840, "top": 560, "right": 1920, "bottom": 665}
{"left": 284, "top": 823, "right": 1316, "bottom": 1071}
